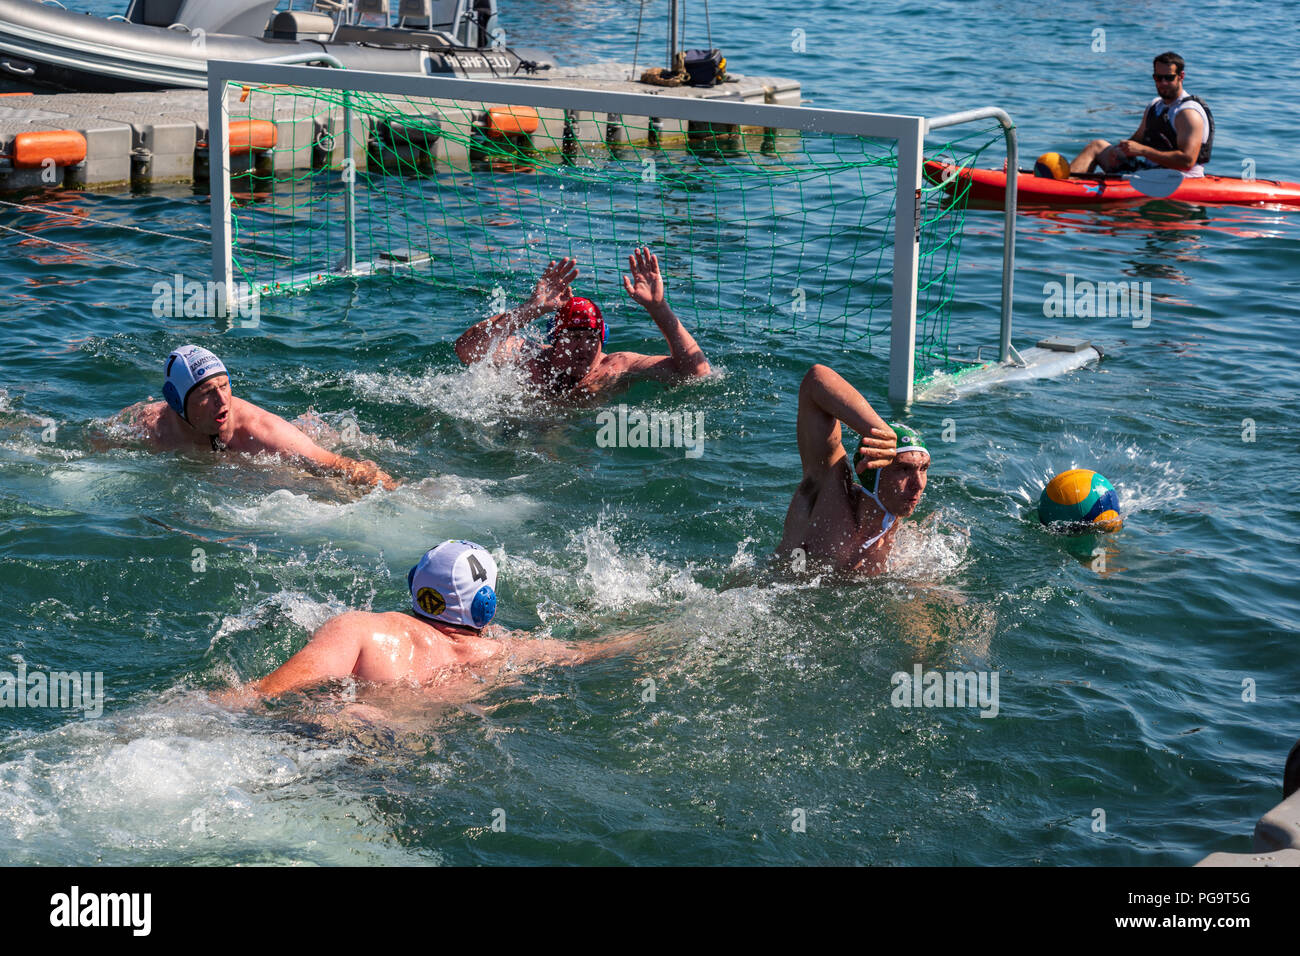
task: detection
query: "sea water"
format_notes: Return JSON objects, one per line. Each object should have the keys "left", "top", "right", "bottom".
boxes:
{"left": 0, "top": 0, "right": 1296, "bottom": 865}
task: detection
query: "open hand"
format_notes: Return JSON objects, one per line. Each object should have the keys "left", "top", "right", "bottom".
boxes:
{"left": 855, "top": 425, "right": 897, "bottom": 475}
{"left": 528, "top": 257, "right": 579, "bottom": 313}
{"left": 347, "top": 459, "right": 400, "bottom": 489}
{"left": 621, "top": 247, "right": 664, "bottom": 311}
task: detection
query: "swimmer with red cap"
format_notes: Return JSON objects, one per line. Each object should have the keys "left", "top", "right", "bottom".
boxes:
{"left": 113, "top": 344, "right": 398, "bottom": 489}
{"left": 454, "top": 247, "right": 711, "bottom": 399}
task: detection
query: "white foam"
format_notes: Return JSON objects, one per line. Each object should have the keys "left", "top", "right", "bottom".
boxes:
{"left": 1002, "top": 434, "right": 1187, "bottom": 521}
{"left": 208, "top": 475, "right": 539, "bottom": 552}
{"left": 886, "top": 509, "right": 972, "bottom": 579}
{"left": 347, "top": 359, "right": 539, "bottom": 428}
{"left": 211, "top": 590, "right": 349, "bottom": 648}
{"left": 290, "top": 409, "right": 400, "bottom": 454}
{"left": 0, "top": 697, "right": 439, "bottom": 864}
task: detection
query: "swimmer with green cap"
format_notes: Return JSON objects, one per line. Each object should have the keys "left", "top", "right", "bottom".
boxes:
{"left": 112, "top": 344, "right": 399, "bottom": 489}
{"left": 777, "top": 365, "right": 930, "bottom": 575}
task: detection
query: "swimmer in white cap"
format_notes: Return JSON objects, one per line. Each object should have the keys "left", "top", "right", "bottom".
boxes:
{"left": 776, "top": 365, "right": 930, "bottom": 575}
{"left": 114, "top": 344, "right": 398, "bottom": 489}
{"left": 453, "top": 248, "right": 711, "bottom": 399}
{"left": 242, "top": 540, "right": 637, "bottom": 698}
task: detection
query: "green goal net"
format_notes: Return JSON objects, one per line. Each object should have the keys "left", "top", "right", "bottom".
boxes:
{"left": 216, "top": 70, "right": 999, "bottom": 385}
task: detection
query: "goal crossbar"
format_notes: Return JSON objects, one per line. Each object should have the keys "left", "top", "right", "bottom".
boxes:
{"left": 208, "top": 59, "right": 1020, "bottom": 404}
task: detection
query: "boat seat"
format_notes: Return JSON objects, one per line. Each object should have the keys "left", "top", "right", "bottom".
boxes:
{"left": 126, "top": 0, "right": 185, "bottom": 28}
{"left": 269, "top": 11, "right": 339, "bottom": 41}
{"left": 355, "top": 0, "right": 391, "bottom": 24}
{"left": 399, "top": 1, "right": 465, "bottom": 33}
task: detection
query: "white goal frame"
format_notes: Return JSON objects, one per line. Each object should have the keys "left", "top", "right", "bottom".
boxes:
{"left": 208, "top": 60, "right": 1022, "bottom": 404}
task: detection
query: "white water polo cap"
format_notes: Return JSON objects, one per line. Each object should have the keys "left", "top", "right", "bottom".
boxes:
{"left": 407, "top": 540, "right": 498, "bottom": 629}
{"left": 163, "top": 345, "right": 228, "bottom": 422}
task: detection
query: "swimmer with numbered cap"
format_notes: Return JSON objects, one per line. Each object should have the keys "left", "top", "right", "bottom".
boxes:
{"left": 114, "top": 344, "right": 398, "bottom": 489}
{"left": 235, "top": 540, "right": 638, "bottom": 698}
{"left": 777, "top": 365, "right": 930, "bottom": 575}
{"left": 454, "top": 247, "right": 711, "bottom": 398}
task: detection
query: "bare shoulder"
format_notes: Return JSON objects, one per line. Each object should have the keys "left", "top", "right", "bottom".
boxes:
{"left": 321, "top": 609, "right": 392, "bottom": 636}
{"left": 116, "top": 400, "right": 163, "bottom": 429}
{"left": 111, "top": 400, "right": 168, "bottom": 444}
{"left": 233, "top": 395, "right": 277, "bottom": 429}
{"left": 236, "top": 397, "right": 309, "bottom": 451}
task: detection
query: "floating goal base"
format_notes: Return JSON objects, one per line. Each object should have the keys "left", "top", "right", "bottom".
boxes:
{"left": 237, "top": 248, "right": 437, "bottom": 304}
{"left": 915, "top": 336, "right": 1102, "bottom": 402}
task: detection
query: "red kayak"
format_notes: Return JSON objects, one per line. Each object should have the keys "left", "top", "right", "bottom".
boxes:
{"left": 925, "top": 161, "right": 1300, "bottom": 208}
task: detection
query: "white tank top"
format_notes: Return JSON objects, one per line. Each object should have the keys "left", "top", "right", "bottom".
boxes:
{"left": 1145, "top": 95, "right": 1208, "bottom": 177}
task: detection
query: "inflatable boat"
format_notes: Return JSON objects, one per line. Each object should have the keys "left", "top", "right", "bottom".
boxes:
{"left": 0, "top": 0, "right": 555, "bottom": 92}
{"left": 925, "top": 161, "right": 1300, "bottom": 209}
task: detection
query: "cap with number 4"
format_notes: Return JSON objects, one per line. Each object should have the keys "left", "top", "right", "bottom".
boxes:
{"left": 407, "top": 540, "right": 498, "bottom": 629}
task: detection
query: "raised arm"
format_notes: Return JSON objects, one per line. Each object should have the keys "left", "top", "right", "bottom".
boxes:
{"left": 454, "top": 258, "right": 579, "bottom": 365}
{"left": 254, "top": 406, "right": 399, "bottom": 489}
{"left": 612, "top": 247, "right": 711, "bottom": 382}
{"left": 796, "top": 364, "right": 895, "bottom": 483}
{"left": 253, "top": 612, "right": 366, "bottom": 696}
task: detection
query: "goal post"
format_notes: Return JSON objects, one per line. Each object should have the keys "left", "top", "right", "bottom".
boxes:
{"left": 207, "top": 60, "right": 1032, "bottom": 404}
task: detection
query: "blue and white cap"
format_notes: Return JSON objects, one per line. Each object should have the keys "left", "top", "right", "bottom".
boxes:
{"left": 162, "top": 345, "right": 228, "bottom": 422}
{"left": 407, "top": 540, "right": 498, "bottom": 629}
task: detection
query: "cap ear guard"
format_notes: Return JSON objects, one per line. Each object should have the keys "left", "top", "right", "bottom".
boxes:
{"left": 470, "top": 585, "right": 496, "bottom": 628}
{"left": 162, "top": 380, "right": 185, "bottom": 420}
{"left": 853, "top": 446, "right": 881, "bottom": 493}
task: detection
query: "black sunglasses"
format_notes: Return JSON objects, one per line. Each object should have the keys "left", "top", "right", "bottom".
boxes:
{"left": 1153, "top": 72, "right": 1179, "bottom": 81}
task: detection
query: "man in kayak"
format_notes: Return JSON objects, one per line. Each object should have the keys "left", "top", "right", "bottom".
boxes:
{"left": 229, "top": 540, "right": 639, "bottom": 700}
{"left": 453, "top": 247, "right": 711, "bottom": 401}
{"left": 1070, "top": 51, "right": 1213, "bottom": 177}
{"left": 775, "top": 364, "right": 930, "bottom": 575}
{"left": 114, "top": 344, "right": 399, "bottom": 489}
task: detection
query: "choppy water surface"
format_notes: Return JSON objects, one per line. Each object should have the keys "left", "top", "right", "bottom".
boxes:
{"left": 1, "top": 0, "right": 1297, "bottom": 865}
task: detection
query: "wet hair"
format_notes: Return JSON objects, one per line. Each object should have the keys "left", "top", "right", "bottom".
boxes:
{"left": 1153, "top": 52, "right": 1185, "bottom": 73}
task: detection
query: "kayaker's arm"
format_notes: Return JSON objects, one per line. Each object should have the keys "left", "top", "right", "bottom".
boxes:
{"left": 1122, "top": 109, "right": 1204, "bottom": 172}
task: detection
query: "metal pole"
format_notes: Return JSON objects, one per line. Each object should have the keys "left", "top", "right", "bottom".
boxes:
{"left": 889, "top": 117, "right": 925, "bottom": 406}
{"left": 926, "top": 106, "right": 1017, "bottom": 364}
{"left": 343, "top": 91, "right": 357, "bottom": 274}
{"left": 668, "top": 0, "right": 678, "bottom": 67}
{"left": 208, "top": 74, "right": 233, "bottom": 296}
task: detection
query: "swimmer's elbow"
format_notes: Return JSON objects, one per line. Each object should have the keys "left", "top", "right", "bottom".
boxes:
{"left": 800, "top": 364, "right": 830, "bottom": 398}
{"left": 453, "top": 333, "right": 477, "bottom": 365}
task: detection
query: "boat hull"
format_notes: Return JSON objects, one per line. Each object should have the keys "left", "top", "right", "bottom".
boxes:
{"left": 0, "top": 0, "right": 551, "bottom": 91}
{"left": 925, "top": 161, "right": 1300, "bottom": 209}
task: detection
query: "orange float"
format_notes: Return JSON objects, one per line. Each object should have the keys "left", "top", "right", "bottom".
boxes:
{"left": 485, "top": 105, "right": 539, "bottom": 138}
{"left": 12, "top": 130, "right": 87, "bottom": 168}
{"left": 227, "top": 120, "right": 278, "bottom": 153}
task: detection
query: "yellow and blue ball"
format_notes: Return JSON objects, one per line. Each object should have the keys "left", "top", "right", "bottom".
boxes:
{"left": 1033, "top": 151, "right": 1071, "bottom": 180}
{"left": 1038, "top": 469, "right": 1122, "bottom": 532}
